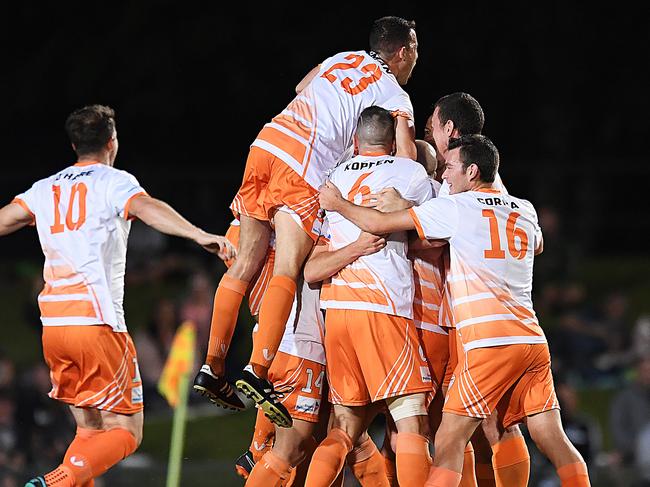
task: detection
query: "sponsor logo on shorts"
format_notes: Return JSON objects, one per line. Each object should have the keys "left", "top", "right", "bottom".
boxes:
{"left": 295, "top": 395, "right": 321, "bottom": 415}
{"left": 420, "top": 366, "right": 432, "bottom": 383}
{"left": 263, "top": 349, "right": 275, "bottom": 362}
{"left": 131, "top": 385, "right": 144, "bottom": 404}
{"left": 70, "top": 456, "right": 85, "bottom": 467}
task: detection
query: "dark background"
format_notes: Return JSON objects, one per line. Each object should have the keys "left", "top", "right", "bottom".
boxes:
{"left": 1, "top": 2, "right": 648, "bottom": 256}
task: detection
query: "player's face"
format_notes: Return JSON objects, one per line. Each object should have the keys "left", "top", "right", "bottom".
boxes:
{"left": 397, "top": 30, "right": 418, "bottom": 85}
{"left": 442, "top": 148, "right": 471, "bottom": 194}
{"left": 429, "top": 108, "right": 449, "bottom": 161}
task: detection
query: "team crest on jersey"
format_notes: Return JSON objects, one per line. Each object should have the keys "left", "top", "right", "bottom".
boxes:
{"left": 295, "top": 396, "right": 321, "bottom": 415}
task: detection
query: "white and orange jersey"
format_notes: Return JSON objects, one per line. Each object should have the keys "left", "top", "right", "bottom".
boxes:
{"left": 13, "top": 162, "right": 146, "bottom": 332}
{"left": 409, "top": 188, "right": 545, "bottom": 352}
{"left": 320, "top": 154, "right": 432, "bottom": 318}
{"left": 278, "top": 279, "right": 326, "bottom": 365}
{"left": 252, "top": 50, "right": 413, "bottom": 190}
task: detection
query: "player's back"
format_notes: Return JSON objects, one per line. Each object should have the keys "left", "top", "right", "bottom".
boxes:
{"left": 321, "top": 154, "right": 431, "bottom": 318}
{"left": 437, "top": 189, "right": 544, "bottom": 349}
{"left": 14, "top": 162, "right": 145, "bottom": 331}
{"left": 252, "top": 51, "right": 413, "bottom": 190}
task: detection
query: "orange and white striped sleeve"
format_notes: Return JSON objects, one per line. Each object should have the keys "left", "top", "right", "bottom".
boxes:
{"left": 408, "top": 196, "right": 458, "bottom": 241}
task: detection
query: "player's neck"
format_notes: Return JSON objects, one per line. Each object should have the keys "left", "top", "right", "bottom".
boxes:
{"left": 357, "top": 145, "right": 392, "bottom": 157}
{"left": 76, "top": 155, "right": 110, "bottom": 166}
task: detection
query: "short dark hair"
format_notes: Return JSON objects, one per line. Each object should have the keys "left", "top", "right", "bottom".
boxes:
{"left": 434, "top": 92, "right": 484, "bottom": 136}
{"left": 65, "top": 104, "right": 116, "bottom": 156}
{"left": 369, "top": 16, "right": 416, "bottom": 59}
{"left": 356, "top": 106, "right": 395, "bottom": 146}
{"left": 448, "top": 134, "right": 499, "bottom": 183}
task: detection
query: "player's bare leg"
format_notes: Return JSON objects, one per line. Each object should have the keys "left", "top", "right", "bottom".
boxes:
{"left": 427, "top": 412, "right": 482, "bottom": 486}
{"left": 194, "top": 214, "right": 271, "bottom": 410}
{"left": 245, "top": 419, "right": 316, "bottom": 486}
{"left": 26, "top": 407, "right": 143, "bottom": 487}
{"left": 526, "top": 410, "right": 591, "bottom": 486}
{"left": 305, "top": 404, "right": 367, "bottom": 486}
{"left": 237, "top": 210, "right": 313, "bottom": 427}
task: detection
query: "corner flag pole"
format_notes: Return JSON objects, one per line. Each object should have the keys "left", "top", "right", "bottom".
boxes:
{"left": 158, "top": 321, "right": 196, "bottom": 487}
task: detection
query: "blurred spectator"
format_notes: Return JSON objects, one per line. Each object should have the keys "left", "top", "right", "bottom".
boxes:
{"left": 133, "top": 298, "right": 179, "bottom": 412}
{"left": 609, "top": 356, "right": 650, "bottom": 467}
{"left": 534, "top": 206, "right": 579, "bottom": 286}
{"left": 14, "top": 364, "right": 73, "bottom": 469}
{"left": 179, "top": 271, "right": 216, "bottom": 370}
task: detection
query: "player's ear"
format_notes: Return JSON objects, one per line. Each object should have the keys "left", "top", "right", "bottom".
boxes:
{"left": 445, "top": 120, "right": 455, "bottom": 137}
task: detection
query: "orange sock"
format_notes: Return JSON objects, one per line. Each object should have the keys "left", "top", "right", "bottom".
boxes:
{"left": 246, "top": 451, "right": 293, "bottom": 487}
{"left": 425, "top": 465, "right": 463, "bottom": 487}
{"left": 383, "top": 455, "right": 398, "bottom": 487}
{"left": 557, "top": 462, "right": 591, "bottom": 487}
{"left": 459, "top": 443, "right": 478, "bottom": 487}
{"left": 396, "top": 432, "right": 432, "bottom": 486}
{"left": 47, "top": 427, "right": 137, "bottom": 485}
{"left": 305, "top": 428, "right": 353, "bottom": 487}
{"left": 475, "top": 463, "right": 496, "bottom": 487}
{"left": 492, "top": 436, "right": 529, "bottom": 487}
{"left": 206, "top": 275, "right": 248, "bottom": 376}
{"left": 248, "top": 408, "right": 275, "bottom": 462}
{"left": 250, "top": 275, "right": 296, "bottom": 378}
{"left": 348, "top": 437, "right": 390, "bottom": 487}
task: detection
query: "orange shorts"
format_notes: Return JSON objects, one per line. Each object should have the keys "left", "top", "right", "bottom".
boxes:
{"left": 43, "top": 325, "right": 143, "bottom": 415}
{"left": 325, "top": 309, "right": 431, "bottom": 406}
{"left": 268, "top": 351, "right": 325, "bottom": 423}
{"left": 417, "top": 328, "right": 449, "bottom": 397}
{"left": 230, "top": 146, "right": 321, "bottom": 242}
{"left": 443, "top": 327, "right": 460, "bottom": 389}
{"left": 444, "top": 343, "right": 559, "bottom": 428}
{"left": 224, "top": 224, "right": 274, "bottom": 318}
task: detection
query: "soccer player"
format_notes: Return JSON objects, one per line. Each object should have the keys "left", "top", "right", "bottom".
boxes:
{"left": 319, "top": 134, "right": 591, "bottom": 487}
{"left": 304, "top": 106, "right": 434, "bottom": 487}
{"left": 195, "top": 16, "right": 420, "bottom": 426}
{"left": 0, "top": 105, "right": 234, "bottom": 487}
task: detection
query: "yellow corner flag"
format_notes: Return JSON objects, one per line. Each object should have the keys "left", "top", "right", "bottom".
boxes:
{"left": 158, "top": 321, "right": 196, "bottom": 408}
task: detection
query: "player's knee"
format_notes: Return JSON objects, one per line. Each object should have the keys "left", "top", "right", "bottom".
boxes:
{"left": 387, "top": 394, "right": 428, "bottom": 434}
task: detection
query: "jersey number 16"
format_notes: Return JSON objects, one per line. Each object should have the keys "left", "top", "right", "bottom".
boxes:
{"left": 482, "top": 209, "right": 529, "bottom": 260}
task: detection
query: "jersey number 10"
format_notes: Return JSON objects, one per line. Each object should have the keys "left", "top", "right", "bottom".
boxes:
{"left": 50, "top": 183, "right": 87, "bottom": 234}
{"left": 482, "top": 209, "right": 529, "bottom": 260}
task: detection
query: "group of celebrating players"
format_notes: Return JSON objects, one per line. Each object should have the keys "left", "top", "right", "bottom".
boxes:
{"left": 0, "top": 14, "right": 590, "bottom": 487}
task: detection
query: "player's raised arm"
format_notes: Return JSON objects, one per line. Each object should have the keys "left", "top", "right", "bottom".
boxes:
{"left": 393, "top": 111, "right": 417, "bottom": 160}
{"left": 127, "top": 195, "right": 235, "bottom": 261}
{"left": 319, "top": 180, "right": 415, "bottom": 235}
{"left": 304, "top": 232, "right": 386, "bottom": 284}
{"left": 0, "top": 201, "right": 34, "bottom": 236}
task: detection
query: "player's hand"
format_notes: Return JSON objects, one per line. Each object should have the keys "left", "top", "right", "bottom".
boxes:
{"left": 366, "top": 187, "right": 413, "bottom": 212}
{"left": 390, "top": 110, "right": 413, "bottom": 121}
{"left": 195, "top": 232, "right": 237, "bottom": 261}
{"left": 352, "top": 231, "right": 386, "bottom": 256}
{"left": 318, "top": 180, "right": 344, "bottom": 211}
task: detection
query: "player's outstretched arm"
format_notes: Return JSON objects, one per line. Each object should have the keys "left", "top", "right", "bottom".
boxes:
{"left": 319, "top": 180, "right": 415, "bottom": 236}
{"left": 0, "top": 202, "right": 34, "bottom": 236}
{"left": 127, "top": 195, "right": 235, "bottom": 261}
{"left": 304, "top": 232, "right": 386, "bottom": 284}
